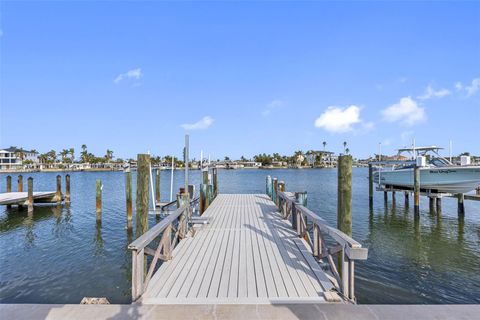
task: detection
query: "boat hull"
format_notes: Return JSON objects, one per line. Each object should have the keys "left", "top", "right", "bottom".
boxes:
{"left": 374, "top": 166, "right": 480, "bottom": 193}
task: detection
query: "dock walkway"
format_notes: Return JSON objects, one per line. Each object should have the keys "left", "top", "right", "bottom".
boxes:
{"left": 0, "top": 191, "right": 59, "bottom": 205}
{"left": 140, "top": 194, "right": 336, "bottom": 304}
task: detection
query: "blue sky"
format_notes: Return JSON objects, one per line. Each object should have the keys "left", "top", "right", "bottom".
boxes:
{"left": 1, "top": 1, "right": 479, "bottom": 160}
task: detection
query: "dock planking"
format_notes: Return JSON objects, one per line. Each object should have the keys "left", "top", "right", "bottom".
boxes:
{"left": 140, "top": 194, "right": 338, "bottom": 305}
{"left": 0, "top": 191, "right": 62, "bottom": 206}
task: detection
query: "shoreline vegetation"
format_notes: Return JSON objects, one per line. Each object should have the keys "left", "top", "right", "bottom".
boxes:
{"left": 1, "top": 144, "right": 477, "bottom": 174}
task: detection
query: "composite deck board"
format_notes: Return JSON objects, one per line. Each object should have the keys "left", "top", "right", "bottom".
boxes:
{"left": 141, "top": 194, "right": 334, "bottom": 304}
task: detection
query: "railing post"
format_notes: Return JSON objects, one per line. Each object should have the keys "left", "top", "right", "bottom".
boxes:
{"left": 293, "top": 191, "right": 307, "bottom": 230}
{"left": 132, "top": 248, "right": 145, "bottom": 301}
{"left": 341, "top": 249, "right": 350, "bottom": 300}
{"left": 313, "top": 225, "right": 321, "bottom": 258}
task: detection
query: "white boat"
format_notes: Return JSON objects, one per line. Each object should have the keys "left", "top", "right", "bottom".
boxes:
{"left": 373, "top": 146, "right": 480, "bottom": 194}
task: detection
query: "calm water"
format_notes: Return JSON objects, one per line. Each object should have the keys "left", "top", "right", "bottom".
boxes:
{"left": 0, "top": 169, "right": 479, "bottom": 304}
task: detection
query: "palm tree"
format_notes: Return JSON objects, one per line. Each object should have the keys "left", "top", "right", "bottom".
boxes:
{"left": 81, "top": 144, "right": 88, "bottom": 163}
{"left": 59, "top": 149, "right": 69, "bottom": 163}
{"left": 345, "top": 148, "right": 350, "bottom": 155}
{"left": 323, "top": 141, "right": 327, "bottom": 151}
{"left": 343, "top": 141, "right": 347, "bottom": 153}
{"left": 105, "top": 149, "right": 114, "bottom": 162}
{"left": 69, "top": 148, "right": 75, "bottom": 162}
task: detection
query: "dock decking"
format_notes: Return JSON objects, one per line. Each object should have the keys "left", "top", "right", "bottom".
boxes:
{"left": 0, "top": 191, "right": 60, "bottom": 205}
{"left": 140, "top": 194, "right": 337, "bottom": 305}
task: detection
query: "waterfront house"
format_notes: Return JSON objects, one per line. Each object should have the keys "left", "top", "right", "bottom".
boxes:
{"left": 0, "top": 147, "right": 39, "bottom": 170}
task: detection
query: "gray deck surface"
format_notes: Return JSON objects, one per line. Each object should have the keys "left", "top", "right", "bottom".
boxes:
{"left": 141, "top": 194, "right": 335, "bottom": 304}
{"left": 0, "top": 191, "right": 57, "bottom": 205}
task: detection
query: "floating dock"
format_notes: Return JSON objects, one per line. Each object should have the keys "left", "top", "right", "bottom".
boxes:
{"left": 0, "top": 191, "right": 62, "bottom": 206}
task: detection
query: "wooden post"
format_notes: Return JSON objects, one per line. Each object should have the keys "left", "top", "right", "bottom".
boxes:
{"left": 404, "top": 191, "right": 409, "bottom": 207}
{"left": 278, "top": 181, "right": 285, "bottom": 212}
{"left": 125, "top": 168, "right": 133, "bottom": 225}
{"left": 200, "top": 184, "right": 207, "bottom": 215}
{"left": 266, "top": 175, "right": 272, "bottom": 197}
{"left": 18, "top": 175, "right": 23, "bottom": 192}
{"left": 55, "top": 175, "right": 62, "bottom": 203}
{"left": 383, "top": 191, "right": 388, "bottom": 203}
{"left": 457, "top": 193, "right": 465, "bottom": 215}
{"left": 96, "top": 179, "right": 102, "bottom": 221}
{"left": 273, "top": 178, "right": 278, "bottom": 204}
{"left": 188, "top": 184, "right": 194, "bottom": 201}
{"left": 27, "top": 177, "right": 33, "bottom": 213}
{"left": 202, "top": 170, "right": 209, "bottom": 185}
{"left": 212, "top": 168, "right": 218, "bottom": 197}
{"left": 155, "top": 169, "right": 161, "bottom": 206}
{"left": 65, "top": 174, "right": 71, "bottom": 204}
{"left": 368, "top": 164, "right": 373, "bottom": 207}
{"left": 207, "top": 185, "right": 214, "bottom": 206}
{"left": 392, "top": 191, "right": 396, "bottom": 206}
{"left": 136, "top": 154, "right": 150, "bottom": 238}
{"left": 436, "top": 197, "right": 442, "bottom": 214}
{"left": 429, "top": 197, "right": 436, "bottom": 214}
{"left": 337, "top": 155, "right": 352, "bottom": 280}
{"left": 6, "top": 175, "right": 11, "bottom": 192}
{"left": 414, "top": 165, "right": 420, "bottom": 215}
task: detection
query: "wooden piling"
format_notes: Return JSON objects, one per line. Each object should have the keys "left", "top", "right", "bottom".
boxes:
{"left": 55, "top": 175, "right": 62, "bottom": 203}
{"left": 27, "top": 177, "right": 33, "bottom": 213}
{"left": 6, "top": 176, "right": 11, "bottom": 209}
{"left": 273, "top": 178, "right": 278, "bottom": 204}
{"left": 213, "top": 168, "right": 218, "bottom": 197}
{"left": 337, "top": 155, "right": 352, "bottom": 277}
{"left": 404, "top": 192, "right": 409, "bottom": 207}
{"left": 188, "top": 185, "right": 194, "bottom": 201}
{"left": 207, "top": 184, "right": 214, "bottom": 205}
{"left": 136, "top": 154, "right": 150, "bottom": 238}
{"left": 18, "top": 175, "right": 23, "bottom": 192}
{"left": 384, "top": 191, "right": 388, "bottom": 203}
{"left": 457, "top": 193, "right": 465, "bottom": 215}
{"left": 368, "top": 164, "right": 373, "bottom": 207}
{"left": 96, "top": 179, "right": 102, "bottom": 221}
{"left": 200, "top": 184, "right": 207, "bottom": 215}
{"left": 65, "top": 174, "right": 71, "bottom": 203}
{"left": 6, "top": 176, "right": 11, "bottom": 192}
{"left": 125, "top": 168, "right": 133, "bottom": 225}
{"left": 202, "top": 170, "right": 209, "bottom": 185}
{"left": 414, "top": 165, "right": 420, "bottom": 215}
{"left": 266, "top": 176, "right": 272, "bottom": 197}
{"left": 429, "top": 197, "right": 436, "bottom": 214}
{"left": 155, "top": 169, "right": 161, "bottom": 206}
{"left": 436, "top": 197, "right": 442, "bottom": 214}
{"left": 392, "top": 191, "right": 396, "bottom": 205}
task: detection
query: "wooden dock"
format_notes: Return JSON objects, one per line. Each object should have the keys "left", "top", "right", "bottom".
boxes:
{"left": 0, "top": 191, "right": 62, "bottom": 206}
{"left": 129, "top": 192, "right": 367, "bottom": 305}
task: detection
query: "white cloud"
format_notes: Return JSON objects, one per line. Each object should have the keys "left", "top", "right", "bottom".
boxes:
{"left": 454, "top": 82, "right": 463, "bottom": 91}
{"left": 262, "top": 100, "right": 285, "bottom": 116}
{"left": 418, "top": 85, "right": 451, "bottom": 100}
{"left": 465, "top": 78, "right": 480, "bottom": 96}
{"left": 114, "top": 68, "right": 143, "bottom": 84}
{"left": 181, "top": 116, "right": 214, "bottom": 130}
{"left": 382, "top": 97, "right": 425, "bottom": 126}
{"left": 314, "top": 105, "right": 361, "bottom": 133}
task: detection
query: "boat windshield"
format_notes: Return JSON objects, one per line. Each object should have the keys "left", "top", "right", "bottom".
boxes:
{"left": 430, "top": 157, "right": 450, "bottom": 167}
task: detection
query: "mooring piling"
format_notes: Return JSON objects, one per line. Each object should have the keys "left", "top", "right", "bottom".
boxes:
{"left": 96, "top": 179, "right": 102, "bottom": 221}
{"left": 188, "top": 185, "right": 194, "bottom": 201}
{"left": 200, "top": 184, "right": 207, "bottom": 215}
{"left": 65, "top": 174, "right": 71, "bottom": 204}
{"left": 6, "top": 176, "right": 11, "bottom": 209}
{"left": 155, "top": 169, "right": 161, "bottom": 205}
{"left": 136, "top": 154, "right": 150, "bottom": 238}
{"left": 404, "top": 192, "right": 409, "bottom": 207}
{"left": 337, "top": 155, "right": 352, "bottom": 280}
{"left": 414, "top": 165, "right": 420, "bottom": 215}
{"left": 429, "top": 197, "right": 436, "bottom": 214}
{"left": 384, "top": 191, "right": 388, "bottom": 204}
{"left": 457, "top": 193, "right": 465, "bottom": 215}
{"left": 368, "top": 164, "right": 373, "bottom": 207}
{"left": 212, "top": 168, "right": 218, "bottom": 197}
{"left": 266, "top": 175, "right": 272, "bottom": 198}
{"left": 27, "top": 177, "right": 33, "bottom": 213}
{"left": 392, "top": 191, "right": 396, "bottom": 206}
{"left": 125, "top": 168, "right": 133, "bottom": 225}
{"left": 207, "top": 184, "right": 214, "bottom": 206}
{"left": 18, "top": 175, "right": 23, "bottom": 192}
{"left": 278, "top": 181, "right": 285, "bottom": 193}
{"left": 273, "top": 178, "right": 278, "bottom": 204}
{"left": 55, "top": 175, "right": 62, "bottom": 204}
{"left": 436, "top": 197, "right": 442, "bottom": 214}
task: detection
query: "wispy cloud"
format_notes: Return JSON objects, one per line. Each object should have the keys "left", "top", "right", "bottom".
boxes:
{"left": 382, "top": 97, "right": 425, "bottom": 126}
{"left": 262, "top": 100, "right": 285, "bottom": 116}
{"left": 454, "top": 82, "right": 463, "bottom": 91}
{"left": 418, "top": 85, "right": 451, "bottom": 100}
{"left": 314, "top": 105, "right": 362, "bottom": 133}
{"left": 114, "top": 68, "right": 143, "bottom": 84}
{"left": 181, "top": 116, "right": 214, "bottom": 130}
{"left": 465, "top": 78, "right": 480, "bottom": 97}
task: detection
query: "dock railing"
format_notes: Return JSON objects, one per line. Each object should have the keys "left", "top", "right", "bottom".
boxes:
{"left": 128, "top": 203, "right": 192, "bottom": 301}
{"left": 273, "top": 185, "right": 368, "bottom": 303}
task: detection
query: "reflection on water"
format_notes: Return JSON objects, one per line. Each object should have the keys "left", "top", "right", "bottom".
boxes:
{"left": 0, "top": 169, "right": 479, "bottom": 304}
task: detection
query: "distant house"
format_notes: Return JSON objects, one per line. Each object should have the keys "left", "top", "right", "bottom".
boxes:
{"left": 0, "top": 147, "right": 39, "bottom": 170}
